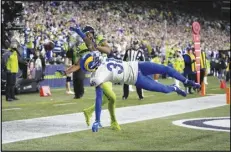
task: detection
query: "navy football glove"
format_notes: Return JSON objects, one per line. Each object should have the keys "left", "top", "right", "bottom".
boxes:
{"left": 92, "top": 121, "right": 103, "bottom": 132}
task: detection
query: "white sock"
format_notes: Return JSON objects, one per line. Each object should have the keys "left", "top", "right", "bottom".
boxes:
{"left": 184, "top": 79, "right": 188, "bottom": 84}
{"left": 185, "top": 87, "right": 188, "bottom": 93}
{"left": 129, "top": 85, "right": 133, "bottom": 89}
{"left": 204, "top": 77, "right": 208, "bottom": 84}
{"left": 175, "top": 79, "right": 180, "bottom": 87}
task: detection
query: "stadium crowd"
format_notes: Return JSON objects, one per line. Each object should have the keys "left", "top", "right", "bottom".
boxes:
{"left": 2, "top": 1, "right": 230, "bottom": 91}
{"left": 12, "top": 1, "right": 230, "bottom": 58}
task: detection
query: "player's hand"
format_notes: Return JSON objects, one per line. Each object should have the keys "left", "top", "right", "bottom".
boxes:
{"left": 69, "top": 24, "right": 81, "bottom": 33}
{"left": 92, "top": 121, "right": 103, "bottom": 132}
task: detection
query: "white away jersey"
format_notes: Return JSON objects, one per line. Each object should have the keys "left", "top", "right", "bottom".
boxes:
{"left": 90, "top": 58, "right": 139, "bottom": 87}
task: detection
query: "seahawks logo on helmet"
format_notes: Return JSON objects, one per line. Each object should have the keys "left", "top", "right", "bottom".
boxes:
{"left": 80, "top": 51, "right": 101, "bottom": 72}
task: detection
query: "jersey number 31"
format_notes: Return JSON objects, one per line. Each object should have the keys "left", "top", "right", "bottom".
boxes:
{"left": 107, "top": 63, "right": 124, "bottom": 74}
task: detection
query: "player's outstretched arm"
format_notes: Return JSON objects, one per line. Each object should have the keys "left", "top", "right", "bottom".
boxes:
{"left": 65, "top": 64, "right": 80, "bottom": 75}
{"left": 65, "top": 59, "right": 81, "bottom": 75}
{"left": 70, "top": 25, "right": 97, "bottom": 51}
{"left": 96, "top": 41, "right": 112, "bottom": 55}
{"left": 92, "top": 84, "right": 103, "bottom": 132}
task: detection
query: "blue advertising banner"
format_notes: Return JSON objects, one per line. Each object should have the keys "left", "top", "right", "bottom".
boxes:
{"left": 39, "top": 64, "right": 90, "bottom": 88}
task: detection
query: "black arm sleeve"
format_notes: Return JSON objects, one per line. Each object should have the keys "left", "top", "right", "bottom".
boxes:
{"left": 123, "top": 49, "right": 129, "bottom": 61}
{"left": 139, "top": 50, "right": 145, "bottom": 61}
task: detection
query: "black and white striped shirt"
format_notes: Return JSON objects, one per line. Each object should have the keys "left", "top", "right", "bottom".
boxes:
{"left": 123, "top": 48, "right": 145, "bottom": 62}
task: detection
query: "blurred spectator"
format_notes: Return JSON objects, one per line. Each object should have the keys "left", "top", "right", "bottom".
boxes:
{"left": 2, "top": 1, "right": 230, "bottom": 88}
{"left": 2, "top": 38, "right": 20, "bottom": 101}
{"left": 27, "top": 60, "right": 36, "bottom": 79}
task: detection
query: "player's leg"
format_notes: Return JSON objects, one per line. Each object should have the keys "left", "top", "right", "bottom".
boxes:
{"left": 136, "top": 87, "right": 143, "bottom": 100}
{"left": 122, "top": 83, "right": 129, "bottom": 100}
{"left": 138, "top": 62, "right": 200, "bottom": 88}
{"left": 101, "top": 82, "right": 121, "bottom": 130}
{"left": 200, "top": 69, "right": 205, "bottom": 85}
{"left": 135, "top": 72, "right": 187, "bottom": 97}
{"left": 83, "top": 83, "right": 110, "bottom": 126}
{"left": 188, "top": 73, "right": 194, "bottom": 94}
{"left": 83, "top": 94, "right": 109, "bottom": 126}
{"left": 83, "top": 82, "right": 120, "bottom": 130}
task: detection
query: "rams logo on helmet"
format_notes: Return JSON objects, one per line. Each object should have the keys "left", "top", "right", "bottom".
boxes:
{"left": 80, "top": 52, "right": 101, "bottom": 72}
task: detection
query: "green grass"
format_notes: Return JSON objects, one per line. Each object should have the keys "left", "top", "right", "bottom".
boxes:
{"left": 2, "top": 105, "right": 230, "bottom": 151}
{"left": 2, "top": 76, "right": 227, "bottom": 121}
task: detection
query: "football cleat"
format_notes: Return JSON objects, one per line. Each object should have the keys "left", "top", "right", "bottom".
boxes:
{"left": 110, "top": 121, "right": 121, "bottom": 131}
{"left": 184, "top": 79, "right": 201, "bottom": 89}
{"left": 83, "top": 109, "right": 93, "bottom": 127}
{"left": 172, "top": 85, "right": 187, "bottom": 97}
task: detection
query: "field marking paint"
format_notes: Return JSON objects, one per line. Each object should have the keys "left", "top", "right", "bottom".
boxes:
{"left": 173, "top": 117, "right": 230, "bottom": 132}
{"left": 210, "top": 88, "right": 220, "bottom": 90}
{"left": 207, "top": 94, "right": 221, "bottom": 96}
{"left": 2, "top": 108, "right": 21, "bottom": 111}
{"left": 54, "top": 103, "right": 77, "bottom": 106}
{"left": 143, "top": 95, "right": 155, "bottom": 97}
{"left": 2, "top": 94, "right": 226, "bottom": 144}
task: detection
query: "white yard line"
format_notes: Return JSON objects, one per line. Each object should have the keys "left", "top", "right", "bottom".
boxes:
{"left": 2, "top": 94, "right": 226, "bottom": 144}
{"left": 2, "top": 108, "right": 21, "bottom": 111}
{"left": 54, "top": 103, "right": 77, "bottom": 106}
{"left": 207, "top": 94, "right": 221, "bottom": 96}
{"left": 210, "top": 88, "right": 221, "bottom": 90}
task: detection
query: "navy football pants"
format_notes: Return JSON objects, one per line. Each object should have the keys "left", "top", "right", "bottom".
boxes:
{"left": 135, "top": 62, "right": 187, "bottom": 93}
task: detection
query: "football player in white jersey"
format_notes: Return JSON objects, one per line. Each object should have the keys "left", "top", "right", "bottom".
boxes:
{"left": 80, "top": 51, "right": 200, "bottom": 132}
{"left": 64, "top": 23, "right": 121, "bottom": 131}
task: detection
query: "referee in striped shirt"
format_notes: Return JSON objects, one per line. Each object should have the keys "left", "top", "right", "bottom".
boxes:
{"left": 122, "top": 40, "right": 145, "bottom": 100}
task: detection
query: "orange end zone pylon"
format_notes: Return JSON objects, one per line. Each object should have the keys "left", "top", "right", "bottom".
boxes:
{"left": 226, "top": 87, "right": 230, "bottom": 104}
{"left": 200, "top": 82, "right": 206, "bottom": 96}
{"left": 40, "top": 86, "right": 52, "bottom": 97}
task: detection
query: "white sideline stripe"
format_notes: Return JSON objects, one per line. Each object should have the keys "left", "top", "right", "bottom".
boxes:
{"left": 2, "top": 94, "right": 226, "bottom": 144}
{"left": 2, "top": 108, "right": 21, "bottom": 111}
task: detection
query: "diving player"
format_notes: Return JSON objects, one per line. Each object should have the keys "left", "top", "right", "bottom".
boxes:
{"left": 79, "top": 51, "right": 201, "bottom": 132}
{"left": 63, "top": 23, "right": 121, "bottom": 130}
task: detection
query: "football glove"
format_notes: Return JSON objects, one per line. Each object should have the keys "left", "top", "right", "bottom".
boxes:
{"left": 92, "top": 121, "right": 103, "bottom": 132}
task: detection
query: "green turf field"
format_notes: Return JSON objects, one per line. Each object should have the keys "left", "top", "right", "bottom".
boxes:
{"left": 2, "top": 76, "right": 226, "bottom": 121}
{"left": 2, "top": 105, "right": 230, "bottom": 151}
{"left": 1, "top": 76, "right": 230, "bottom": 151}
